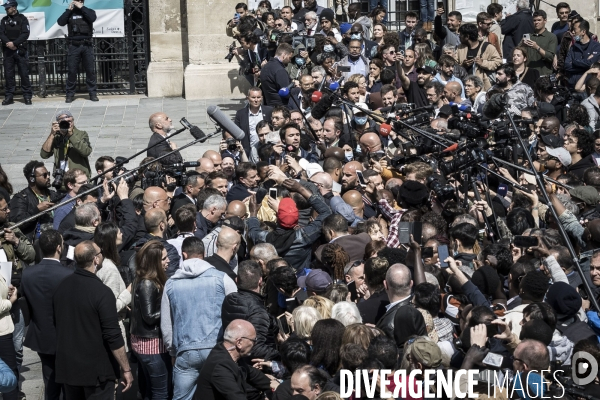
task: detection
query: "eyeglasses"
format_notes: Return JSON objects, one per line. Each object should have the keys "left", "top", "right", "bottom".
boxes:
{"left": 241, "top": 336, "right": 257, "bottom": 344}
{"left": 275, "top": 23, "right": 283, "bottom": 27}
{"left": 95, "top": 251, "right": 103, "bottom": 257}
{"left": 36, "top": 172, "right": 49, "bottom": 178}
{"left": 385, "top": 50, "right": 395, "bottom": 54}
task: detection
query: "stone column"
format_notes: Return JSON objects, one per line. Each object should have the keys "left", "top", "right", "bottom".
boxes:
{"left": 183, "top": 0, "right": 250, "bottom": 99}
{"left": 146, "top": 0, "right": 186, "bottom": 97}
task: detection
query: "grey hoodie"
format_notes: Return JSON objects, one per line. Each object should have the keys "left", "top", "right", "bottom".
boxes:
{"left": 161, "top": 258, "right": 237, "bottom": 356}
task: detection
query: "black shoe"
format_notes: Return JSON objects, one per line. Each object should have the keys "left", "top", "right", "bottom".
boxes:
{"left": 24, "top": 99, "right": 32, "bottom": 105}
{"left": 65, "top": 96, "right": 74, "bottom": 103}
{"left": 2, "top": 98, "right": 13, "bottom": 105}
{"left": 89, "top": 94, "right": 99, "bottom": 101}
{"left": 18, "top": 390, "right": 25, "bottom": 400}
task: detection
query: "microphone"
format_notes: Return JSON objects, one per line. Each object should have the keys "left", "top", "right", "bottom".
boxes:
{"left": 328, "top": 76, "right": 345, "bottom": 92}
{"left": 449, "top": 102, "right": 471, "bottom": 112}
{"left": 311, "top": 90, "right": 323, "bottom": 103}
{"left": 170, "top": 161, "right": 200, "bottom": 168}
{"left": 206, "top": 105, "right": 246, "bottom": 140}
{"left": 278, "top": 81, "right": 296, "bottom": 98}
{"left": 180, "top": 118, "right": 206, "bottom": 140}
{"left": 443, "top": 143, "right": 458, "bottom": 152}
{"left": 309, "top": 93, "right": 335, "bottom": 120}
{"left": 380, "top": 123, "right": 392, "bottom": 137}
{"left": 482, "top": 93, "right": 509, "bottom": 120}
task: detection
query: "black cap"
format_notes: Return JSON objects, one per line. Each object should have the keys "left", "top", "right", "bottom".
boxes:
{"left": 2, "top": 1, "right": 17, "bottom": 8}
{"left": 568, "top": 10, "right": 580, "bottom": 19}
{"left": 540, "top": 134, "right": 563, "bottom": 148}
{"left": 222, "top": 216, "right": 245, "bottom": 233}
{"left": 438, "top": 104, "right": 453, "bottom": 117}
{"left": 537, "top": 102, "right": 556, "bottom": 117}
{"left": 416, "top": 65, "right": 435, "bottom": 75}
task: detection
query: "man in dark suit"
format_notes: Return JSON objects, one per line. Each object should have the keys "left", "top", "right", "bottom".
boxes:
{"left": 260, "top": 43, "right": 294, "bottom": 106}
{"left": 287, "top": 74, "right": 315, "bottom": 112}
{"left": 196, "top": 319, "right": 273, "bottom": 399}
{"left": 315, "top": 214, "right": 372, "bottom": 263}
{"left": 170, "top": 173, "right": 203, "bottom": 216}
{"left": 234, "top": 87, "right": 273, "bottom": 158}
{"left": 147, "top": 112, "right": 183, "bottom": 166}
{"left": 21, "top": 230, "right": 73, "bottom": 400}
{"left": 239, "top": 31, "right": 270, "bottom": 86}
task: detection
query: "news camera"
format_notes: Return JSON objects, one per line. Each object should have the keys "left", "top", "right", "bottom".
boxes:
{"left": 141, "top": 161, "right": 199, "bottom": 190}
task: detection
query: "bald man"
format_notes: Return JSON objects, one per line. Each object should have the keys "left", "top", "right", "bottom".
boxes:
{"left": 147, "top": 112, "right": 183, "bottom": 165}
{"left": 385, "top": 177, "right": 403, "bottom": 191}
{"left": 143, "top": 186, "right": 171, "bottom": 214}
{"left": 359, "top": 132, "right": 382, "bottom": 154}
{"left": 342, "top": 190, "right": 365, "bottom": 218}
{"left": 443, "top": 81, "right": 467, "bottom": 106}
{"left": 226, "top": 200, "right": 247, "bottom": 219}
{"left": 309, "top": 172, "right": 333, "bottom": 201}
{"left": 143, "top": 208, "right": 181, "bottom": 276}
{"left": 323, "top": 147, "right": 345, "bottom": 162}
{"left": 341, "top": 161, "right": 364, "bottom": 192}
{"left": 197, "top": 319, "right": 272, "bottom": 398}
{"left": 540, "top": 116, "right": 561, "bottom": 137}
{"left": 203, "top": 150, "right": 222, "bottom": 171}
{"left": 195, "top": 157, "right": 215, "bottom": 173}
{"left": 376, "top": 263, "right": 421, "bottom": 339}
{"left": 204, "top": 226, "right": 241, "bottom": 281}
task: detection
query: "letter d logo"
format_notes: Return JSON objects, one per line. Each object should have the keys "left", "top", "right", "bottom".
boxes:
{"left": 572, "top": 351, "right": 598, "bottom": 386}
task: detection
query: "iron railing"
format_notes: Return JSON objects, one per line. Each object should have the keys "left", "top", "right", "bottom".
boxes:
{"left": 0, "top": 0, "right": 148, "bottom": 97}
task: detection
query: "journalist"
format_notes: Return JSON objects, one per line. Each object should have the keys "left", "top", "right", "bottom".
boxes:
{"left": 40, "top": 110, "right": 92, "bottom": 179}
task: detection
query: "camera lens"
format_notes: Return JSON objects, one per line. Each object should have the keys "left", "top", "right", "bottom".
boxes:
{"left": 59, "top": 120, "right": 70, "bottom": 130}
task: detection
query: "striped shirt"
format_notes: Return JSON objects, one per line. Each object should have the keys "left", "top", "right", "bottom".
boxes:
{"left": 131, "top": 334, "right": 167, "bottom": 355}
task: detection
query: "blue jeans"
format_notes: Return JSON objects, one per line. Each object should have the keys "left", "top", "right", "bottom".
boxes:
{"left": 420, "top": 0, "right": 435, "bottom": 22}
{"left": 134, "top": 352, "right": 172, "bottom": 400}
{"left": 173, "top": 349, "right": 212, "bottom": 400}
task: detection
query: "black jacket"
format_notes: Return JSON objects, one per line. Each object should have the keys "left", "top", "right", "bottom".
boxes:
{"left": 133, "top": 234, "right": 181, "bottom": 278}
{"left": 9, "top": 187, "right": 62, "bottom": 240}
{"left": 0, "top": 13, "right": 29, "bottom": 46}
{"left": 196, "top": 343, "right": 272, "bottom": 400}
{"left": 170, "top": 192, "right": 194, "bottom": 217}
{"left": 260, "top": 58, "right": 291, "bottom": 106}
{"left": 146, "top": 132, "right": 183, "bottom": 166}
{"left": 53, "top": 269, "right": 124, "bottom": 386}
{"left": 234, "top": 105, "right": 273, "bottom": 157}
{"left": 205, "top": 253, "right": 237, "bottom": 282}
{"left": 226, "top": 183, "right": 253, "bottom": 203}
{"left": 57, "top": 6, "right": 96, "bottom": 40}
{"left": 130, "top": 278, "right": 162, "bottom": 339}
{"left": 568, "top": 154, "right": 596, "bottom": 181}
{"left": 500, "top": 8, "right": 534, "bottom": 58}
{"left": 194, "top": 212, "right": 215, "bottom": 240}
{"left": 375, "top": 295, "right": 413, "bottom": 339}
{"left": 357, "top": 289, "right": 389, "bottom": 325}
{"left": 21, "top": 259, "right": 73, "bottom": 355}
{"left": 221, "top": 289, "right": 279, "bottom": 361}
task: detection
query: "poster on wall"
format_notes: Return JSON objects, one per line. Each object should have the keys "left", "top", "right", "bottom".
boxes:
{"left": 1, "top": 0, "right": 124, "bottom": 40}
{"left": 454, "top": 0, "right": 490, "bottom": 22}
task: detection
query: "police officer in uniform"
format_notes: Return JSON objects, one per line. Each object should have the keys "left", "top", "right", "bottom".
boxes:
{"left": 0, "top": 0, "right": 32, "bottom": 106}
{"left": 57, "top": 0, "right": 97, "bottom": 103}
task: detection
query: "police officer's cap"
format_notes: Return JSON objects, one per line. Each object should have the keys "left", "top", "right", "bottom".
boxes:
{"left": 2, "top": 1, "right": 18, "bottom": 8}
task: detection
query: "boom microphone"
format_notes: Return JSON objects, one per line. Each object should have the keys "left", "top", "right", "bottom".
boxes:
{"left": 482, "top": 93, "right": 509, "bottom": 120}
{"left": 180, "top": 118, "right": 206, "bottom": 140}
{"left": 206, "top": 105, "right": 246, "bottom": 140}
{"left": 309, "top": 93, "right": 335, "bottom": 120}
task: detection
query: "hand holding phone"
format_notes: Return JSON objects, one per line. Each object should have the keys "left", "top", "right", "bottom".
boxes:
{"left": 356, "top": 170, "right": 367, "bottom": 187}
{"left": 438, "top": 244, "right": 449, "bottom": 268}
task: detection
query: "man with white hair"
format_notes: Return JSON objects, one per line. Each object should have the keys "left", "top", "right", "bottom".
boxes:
{"left": 195, "top": 194, "right": 227, "bottom": 240}
{"left": 196, "top": 319, "right": 274, "bottom": 399}
{"left": 500, "top": 0, "right": 534, "bottom": 58}
{"left": 303, "top": 11, "right": 319, "bottom": 36}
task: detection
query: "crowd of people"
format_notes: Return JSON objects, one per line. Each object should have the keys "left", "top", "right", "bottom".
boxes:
{"left": 0, "top": 1, "right": 600, "bottom": 400}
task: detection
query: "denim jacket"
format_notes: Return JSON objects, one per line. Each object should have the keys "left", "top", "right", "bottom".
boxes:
{"left": 160, "top": 258, "right": 237, "bottom": 356}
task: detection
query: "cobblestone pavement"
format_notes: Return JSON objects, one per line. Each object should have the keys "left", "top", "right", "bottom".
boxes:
{"left": 2, "top": 94, "right": 246, "bottom": 400}
{"left": 1, "top": 95, "right": 247, "bottom": 191}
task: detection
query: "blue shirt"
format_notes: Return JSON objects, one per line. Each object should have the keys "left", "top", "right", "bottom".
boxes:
{"left": 53, "top": 193, "right": 74, "bottom": 230}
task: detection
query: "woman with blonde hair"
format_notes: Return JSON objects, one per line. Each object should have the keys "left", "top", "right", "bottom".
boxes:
{"left": 292, "top": 306, "right": 322, "bottom": 342}
{"left": 414, "top": 42, "right": 437, "bottom": 69}
{"left": 303, "top": 295, "right": 335, "bottom": 319}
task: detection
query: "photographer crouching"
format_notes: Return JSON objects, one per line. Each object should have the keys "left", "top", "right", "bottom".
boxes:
{"left": 40, "top": 110, "right": 92, "bottom": 189}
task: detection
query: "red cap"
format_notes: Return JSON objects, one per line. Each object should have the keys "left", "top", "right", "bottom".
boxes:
{"left": 277, "top": 198, "right": 299, "bottom": 229}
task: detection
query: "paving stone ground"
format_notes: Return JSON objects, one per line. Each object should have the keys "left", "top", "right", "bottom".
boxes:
{"left": 0, "top": 94, "right": 247, "bottom": 400}
{"left": 1, "top": 94, "right": 247, "bottom": 191}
